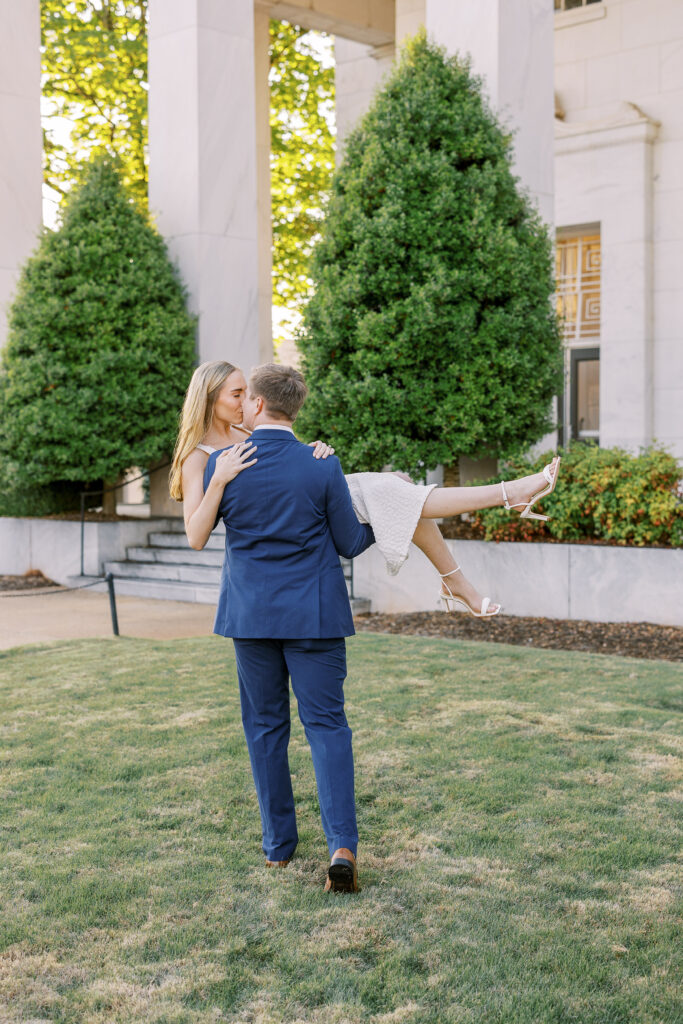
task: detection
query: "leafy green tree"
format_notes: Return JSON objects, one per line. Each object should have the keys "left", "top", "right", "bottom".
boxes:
{"left": 269, "top": 21, "right": 335, "bottom": 343}
{"left": 296, "top": 33, "right": 563, "bottom": 476}
{"left": 0, "top": 157, "right": 196, "bottom": 515}
{"left": 41, "top": 4, "right": 335, "bottom": 340}
{"left": 41, "top": 0, "right": 148, "bottom": 207}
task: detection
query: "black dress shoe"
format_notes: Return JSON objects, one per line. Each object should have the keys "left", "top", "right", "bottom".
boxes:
{"left": 325, "top": 847, "right": 358, "bottom": 892}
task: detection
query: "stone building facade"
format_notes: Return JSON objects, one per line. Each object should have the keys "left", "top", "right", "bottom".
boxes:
{"left": 553, "top": 0, "right": 682, "bottom": 456}
{"left": 0, "top": 0, "right": 680, "bottom": 469}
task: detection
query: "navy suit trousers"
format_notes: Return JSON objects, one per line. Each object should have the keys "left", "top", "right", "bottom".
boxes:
{"left": 232, "top": 637, "right": 357, "bottom": 861}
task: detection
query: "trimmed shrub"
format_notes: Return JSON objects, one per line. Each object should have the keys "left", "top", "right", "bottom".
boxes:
{"left": 0, "top": 157, "right": 196, "bottom": 516}
{"left": 296, "top": 32, "right": 563, "bottom": 476}
{"left": 463, "top": 443, "right": 683, "bottom": 547}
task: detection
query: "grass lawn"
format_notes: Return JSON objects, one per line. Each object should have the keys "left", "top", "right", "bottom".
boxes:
{"left": 0, "top": 634, "right": 680, "bottom": 1024}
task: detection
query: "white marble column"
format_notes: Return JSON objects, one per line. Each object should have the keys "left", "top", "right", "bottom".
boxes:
{"left": 0, "top": 0, "right": 42, "bottom": 351}
{"left": 254, "top": 6, "right": 273, "bottom": 363}
{"left": 425, "top": 0, "right": 555, "bottom": 225}
{"left": 148, "top": 0, "right": 270, "bottom": 372}
{"left": 334, "top": 38, "right": 394, "bottom": 160}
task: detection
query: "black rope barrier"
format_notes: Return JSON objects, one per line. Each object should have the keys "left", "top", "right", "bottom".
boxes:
{"left": 0, "top": 573, "right": 120, "bottom": 636}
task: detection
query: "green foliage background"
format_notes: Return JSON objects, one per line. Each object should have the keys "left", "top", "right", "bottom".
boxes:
{"left": 297, "top": 34, "right": 563, "bottom": 476}
{"left": 0, "top": 158, "right": 196, "bottom": 514}
{"left": 462, "top": 443, "right": 683, "bottom": 547}
{"left": 269, "top": 22, "right": 335, "bottom": 343}
{"left": 42, "top": 0, "right": 149, "bottom": 208}
{"left": 41, "top": 3, "right": 334, "bottom": 334}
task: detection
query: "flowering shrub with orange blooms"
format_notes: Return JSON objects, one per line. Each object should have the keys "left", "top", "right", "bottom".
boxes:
{"left": 466, "top": 443, "right": 683, "bottom": 547}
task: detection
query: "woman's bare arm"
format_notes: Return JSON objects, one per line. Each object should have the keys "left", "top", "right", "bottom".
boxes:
{"left": 182, "top": 438, "right": 333, "bottom": 550}
{"left": 182, "top": 442, "right": 257, "bottom": 550}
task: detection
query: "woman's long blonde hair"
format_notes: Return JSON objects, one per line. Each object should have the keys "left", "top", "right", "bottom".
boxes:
{"left": 169, "top": 360, "right": 238, "bottom": 501}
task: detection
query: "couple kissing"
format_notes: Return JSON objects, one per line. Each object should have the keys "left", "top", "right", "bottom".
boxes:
{"left": 170, "top": 361, "right": 561, "bottom": 890}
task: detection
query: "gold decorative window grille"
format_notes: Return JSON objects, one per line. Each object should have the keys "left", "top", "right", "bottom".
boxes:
{"left": 555, "top": 232, "right": 601, "bottom": 343}
{"left": 554, "top": 0, "right": 602, "bottom": 11}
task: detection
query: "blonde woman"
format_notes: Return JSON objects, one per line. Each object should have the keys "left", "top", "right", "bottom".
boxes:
{"left": 170, "top": 361, "right": 560, "bottom": 617}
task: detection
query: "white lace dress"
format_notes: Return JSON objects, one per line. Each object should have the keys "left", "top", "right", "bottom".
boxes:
{"left": 197, "top": 445, "right": 435, "bottom": 577}
{"left": 345, "top": 473, "right": 436, "bottom": 575}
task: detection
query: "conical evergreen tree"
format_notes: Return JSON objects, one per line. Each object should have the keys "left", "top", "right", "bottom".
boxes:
{"left": 0, "top": 157, "right": 196, "bottom": 514}
{"left": 296, "top": 33, "right": 563, "bottom": 475}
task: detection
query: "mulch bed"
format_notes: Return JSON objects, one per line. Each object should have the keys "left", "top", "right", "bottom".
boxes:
{"left": 39, "top": 511, "right": 143, "bottom": 522}
{"left": 0, "top": 571, "right": 58, "bottom": 592}
{"left": 354, "top": 611, "right": 683, "bottom": 663}
{"left": 3, "top": 574, "right": 680, "bottom": 662}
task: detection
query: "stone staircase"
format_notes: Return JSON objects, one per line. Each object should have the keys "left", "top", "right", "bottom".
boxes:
{"left": 76, "top": 522, "right": 370, "bottom": 611}
{"left": 101, "top": 525, "right": 225, "bottom": 603}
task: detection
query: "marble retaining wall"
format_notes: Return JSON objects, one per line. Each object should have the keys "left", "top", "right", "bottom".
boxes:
{"left": 2, "top": 518, "right": 680, "bottom": 626}
{"left": 353, "top": 539, "right": 683, "bottom": 627}
{"left": 0, "top": 517, "right": 179, "bottom": 584}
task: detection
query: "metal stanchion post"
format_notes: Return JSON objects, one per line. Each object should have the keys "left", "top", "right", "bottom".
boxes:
{"left": 80, "top": 492, "right": 86, "bottom": 577}
{"left": 105, "top": 572, "right": 119, "bottom": 636}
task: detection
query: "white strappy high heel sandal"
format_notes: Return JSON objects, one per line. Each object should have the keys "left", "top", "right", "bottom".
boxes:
{"left": 439, "top": 567, "right": 502, "bottom": 618}
{"left": 501, "top": 456, "right": 561, "bottom": 522}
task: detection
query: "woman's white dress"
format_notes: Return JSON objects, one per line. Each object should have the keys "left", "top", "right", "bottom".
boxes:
{"left": 345, "top": 473, "right": 435, "bottom": 575}
{"left": 197, "top": 445, "right": 434, "bottom": 577}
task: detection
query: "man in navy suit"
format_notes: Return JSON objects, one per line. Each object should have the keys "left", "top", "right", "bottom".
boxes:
{"left": 204, "top": 363, "right": 374, "bottom": 892}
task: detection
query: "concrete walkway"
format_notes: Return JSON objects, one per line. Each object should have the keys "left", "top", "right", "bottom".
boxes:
{"left": 0, "top": 590, "right": 216, "bottom": 650}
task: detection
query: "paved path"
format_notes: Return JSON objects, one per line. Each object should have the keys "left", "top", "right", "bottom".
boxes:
{"left": 0, "top": 590, "right": 216, "bottom": 650}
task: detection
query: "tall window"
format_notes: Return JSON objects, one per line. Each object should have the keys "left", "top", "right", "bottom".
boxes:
{"left": 554, "top": 0, "right": 602, "bottom": 11}
{"left": 556, "top": 229, "right": 601, "bottom": 444}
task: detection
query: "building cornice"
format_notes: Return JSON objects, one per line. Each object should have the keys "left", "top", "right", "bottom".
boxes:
{"left": 555, "top": 102, "right": 660, "bottom": 155}
{"left": 554, "top": 4, "right": 607, "bottom": 31}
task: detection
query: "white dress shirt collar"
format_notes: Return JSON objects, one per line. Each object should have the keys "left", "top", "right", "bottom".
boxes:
{"left": 251, "top": 423, "right": 295, "bottom": 434}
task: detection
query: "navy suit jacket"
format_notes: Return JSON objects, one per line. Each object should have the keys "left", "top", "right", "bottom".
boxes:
{"left": 204, "top": 429, "right": 375, "bottom": 639}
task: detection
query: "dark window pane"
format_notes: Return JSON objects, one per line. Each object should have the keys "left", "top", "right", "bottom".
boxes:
{"left": 556, "top": 0, "right": 603, "bottom": 8}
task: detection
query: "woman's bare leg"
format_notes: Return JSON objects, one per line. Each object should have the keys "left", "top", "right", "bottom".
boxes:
{"left": 411, "top": 519, "right": 501, "bottom": 615}
{"left": 421, "top": 458, "right": 558, "bottom": 519}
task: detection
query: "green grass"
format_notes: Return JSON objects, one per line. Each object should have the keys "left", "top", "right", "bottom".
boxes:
{"left": 0, "top": 635, "right": 681, "bottom": 1024}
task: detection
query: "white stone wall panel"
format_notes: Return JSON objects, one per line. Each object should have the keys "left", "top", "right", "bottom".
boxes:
{"left": 620, "top": 0, "right": 683, "bottom": 51}
{"left": 660, "top": 39, "right": 683, "bottom": 93}
{"left": 555, "top": 3, "right": 621, "bottom": 65}
{"left": 353, "top": 538, "right": 683, "bottom": 626}
{"left": 652, "top": 239, "right": 683, "bottom": 293}
{"left": 652, "top": 390, "right": 683, "bottom": 449}
{"left": 0, "top": 0, "right": 41, "bottom": 350}
{"left": 555, "top": 59, "right": 587, "bottom": 112}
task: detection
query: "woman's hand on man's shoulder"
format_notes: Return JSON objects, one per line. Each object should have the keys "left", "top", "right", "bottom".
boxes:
{"left": 211, "top": 441, "right": 258, "bottom": 486}
{"left": 308, "top": 440, "right": 335, "bottom": 460}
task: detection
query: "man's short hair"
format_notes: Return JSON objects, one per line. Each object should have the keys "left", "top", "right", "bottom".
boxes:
{"left": 249, "top": 363, "right": 308, "bottom": 421}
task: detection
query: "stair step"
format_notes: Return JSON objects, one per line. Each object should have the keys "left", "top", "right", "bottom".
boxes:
{"left": 148, "top": 530, "right": 224, "bottom": 551}
{"left": 127, "top": 546, "right": 224, "bottom": 567}
{"left": 70, "top": 576, "right": 220, "bottom": 604}
{"left": 103, "top": 561, "right": 222, "bottom": 584}
{"left": 71, "top": 577, "right": 369, "bottom": 613}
